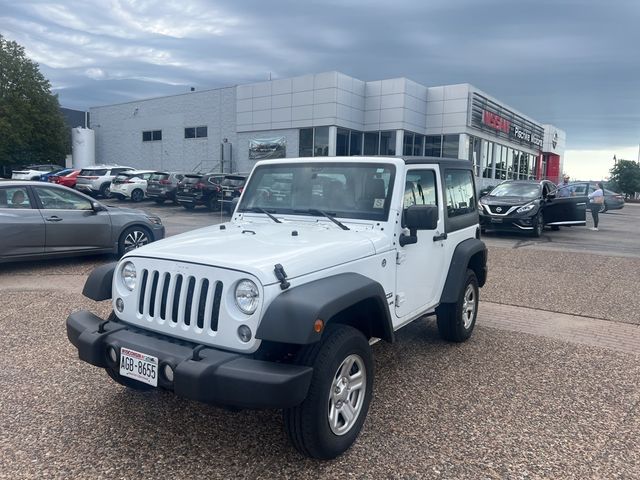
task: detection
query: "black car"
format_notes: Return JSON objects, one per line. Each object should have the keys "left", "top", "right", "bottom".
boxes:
{"left": 146, "top": 171, "right": 187, "bottom": 204}
{"left": 175, "top": 173, "right": 225, "bottom": 210}
{"left": 478, "top": 180, "right": 587, "bottom": 237}
{"left": 218, "top": 174, "right": 248, "bottom": 213}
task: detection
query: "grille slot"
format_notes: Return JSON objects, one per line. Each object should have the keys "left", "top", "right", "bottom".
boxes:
{"left": 136, "top": 269, "right": 223, "bottom": 332}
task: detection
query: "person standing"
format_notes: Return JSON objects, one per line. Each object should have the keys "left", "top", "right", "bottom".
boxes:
{"left": 556, "top": 175, "right": 575, "bottom": 197}
{"left": 588, "top": 182, "right": 605, "bottom": 231}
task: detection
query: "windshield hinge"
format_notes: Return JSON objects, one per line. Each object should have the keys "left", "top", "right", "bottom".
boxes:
{"left": 274, "top": 264, "right": 290, "bottom": 290}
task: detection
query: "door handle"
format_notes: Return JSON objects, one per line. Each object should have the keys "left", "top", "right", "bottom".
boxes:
{"left": 45, "top": 216, "right": 63, "bottom": 222}
{"left": 433, "top": 232, "right": 447, "bottom": 242}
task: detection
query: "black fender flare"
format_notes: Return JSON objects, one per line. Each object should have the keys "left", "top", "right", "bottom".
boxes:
{"left": 439, "top": 238, "right": 488, "bottom": 304}
{"left": 256, "top": 273, "right": 394, "bottom": 345}
{"left": 82, "top": 262, "right": 117, "bottom": 301}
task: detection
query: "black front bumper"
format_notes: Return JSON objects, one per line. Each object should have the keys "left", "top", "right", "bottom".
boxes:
{"left": 479, "top": 214, "right": 534, "bottom": 232}
{"left": 67, "top": 311, "right": 313, "bottom": 409}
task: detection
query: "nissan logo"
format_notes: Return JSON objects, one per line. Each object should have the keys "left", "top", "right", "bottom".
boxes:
{"left": 496, "top": 207, "right": 502, "bottom": 213}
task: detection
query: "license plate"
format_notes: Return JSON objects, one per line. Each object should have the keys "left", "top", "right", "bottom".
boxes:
{"left": 224, "top": 191, "right": 232, "bottom": 197}
{"left": 119, "top": 347, "right": 158, "bottom": 387}
{"left": 491, "top": 218, "right": 503, "bottom": 223}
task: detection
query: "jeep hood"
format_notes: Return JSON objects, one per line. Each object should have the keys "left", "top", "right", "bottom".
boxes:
{"left": 128, "top": 221, "right": 386, "bottom": 285}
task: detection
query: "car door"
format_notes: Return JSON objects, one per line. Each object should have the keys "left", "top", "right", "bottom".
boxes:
{"left": 394, "top": 167, "right": 445, "bottom": 319}
{"left": 0, "top": 185, "right": 45, "bottom": 258}
{"left": 543, "top": 181, "right": 588, "bottom": 226}
{"left": 32, "top": 186, "right": 113, "bottom": 253}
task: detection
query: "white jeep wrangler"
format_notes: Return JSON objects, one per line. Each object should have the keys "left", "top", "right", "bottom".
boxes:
{"left": 68, "top": 156, "right": 487, "bottom": 459}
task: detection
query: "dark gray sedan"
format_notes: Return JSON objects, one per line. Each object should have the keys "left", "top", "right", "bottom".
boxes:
{"left": 0, "top": 181, "right": 165, "bottom": 264}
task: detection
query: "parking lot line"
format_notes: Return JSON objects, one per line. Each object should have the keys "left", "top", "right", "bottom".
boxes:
{"left": 479, "top": 301, "right": 640, "bottom": 355}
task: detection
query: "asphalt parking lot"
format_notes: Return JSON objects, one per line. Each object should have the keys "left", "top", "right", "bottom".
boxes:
{"left": 1, "top": 199, "right": 639, "bottom": 479}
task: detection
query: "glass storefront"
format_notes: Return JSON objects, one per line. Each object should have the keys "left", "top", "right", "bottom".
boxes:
{"left": 469, "top": 133, "right": 538, "bottom": 181}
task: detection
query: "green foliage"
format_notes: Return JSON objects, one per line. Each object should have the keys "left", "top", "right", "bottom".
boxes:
{"left": 0, "top": 34, "right": 69, "bottom": 167}
{"left": 609, "top": 160, "right": 640, "bottom": 197}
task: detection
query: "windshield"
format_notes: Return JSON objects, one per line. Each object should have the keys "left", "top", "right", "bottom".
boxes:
{"left": 182, "top": 175, "right": 202, "bottom": 184}
{"left": 489, "top": 183, "right": 540, "bottom": 199}
{"left": 150, "top": 173, "right": 169, "bottom": 181}
{"left": 238, "top": 162, "right": 396, "bottom": 221}
{"left": 79, "top": 169, "right": 107, "bottom": 176}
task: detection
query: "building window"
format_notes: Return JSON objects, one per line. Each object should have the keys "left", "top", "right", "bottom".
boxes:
{"left": 413, "top": 134, "right": 424, "bottom": 156}
{"left": 143, "top": 130, "right": 162, "bottom": 142}
{"left": 442, "top": 134, "right": 459, "bottom": 158}
{"left": 336, "top": 128, "right": 349, "bottom": 156}
{"left": 299, "top": 128, "right": 313, "bottom": 157}
{"left": 185, "top": 126, "right": 208, "bottom": 139}
{"left": 379, "top": 131, "right": 396, "bottom": 156}
{"left": 350, "top": 131, "right": 362, "bottom": 156}
{"left": 314, "top": 126, "right": 329, "bottom": 156}
{"left": 403, "top": 133, "right": 413, "bottom": 156}
{"left": 425, "top": 135, "right": 442, "bottom": 157}
{"left": 363, "top": 132, "right": 378, "bottom": 155}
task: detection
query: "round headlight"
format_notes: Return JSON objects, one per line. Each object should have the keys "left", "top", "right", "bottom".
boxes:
{"left": 121, "top": 262, "right": 137, "bottom": 291}
{"left": 235, "top": 279, "right": 259, "bottom": 314}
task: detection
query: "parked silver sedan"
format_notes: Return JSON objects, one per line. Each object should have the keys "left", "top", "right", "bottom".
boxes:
{"left": 0, "top": 181, "right": 165, "bottom": 264}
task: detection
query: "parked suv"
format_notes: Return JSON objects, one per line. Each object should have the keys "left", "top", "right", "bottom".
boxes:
{"left": 146, "top": 171, "right": 187, "bottom": 204}
{"left": 176, "top": 173, "right": 225, "bottom": 210}
{"left": 110, "top": 170, "right": 156, "bottom": 202}
{"left": 75, "top": 165, "right": 134, "bottom": 198}
{"left": 479, "top": 180, "right": 588, "bottom": 237}
{"left": 218, "top": 174, "right": 248, "bottom": 213}
{"left": 67, "top": 156, "right": 488, "bottom": 459}
{"left": 11, "top": 164, "right": 64, "bottom": 180}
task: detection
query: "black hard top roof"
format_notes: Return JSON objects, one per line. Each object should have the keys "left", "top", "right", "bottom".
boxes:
{"left": 401, "top": 156, "right": 473, "bottom": 169}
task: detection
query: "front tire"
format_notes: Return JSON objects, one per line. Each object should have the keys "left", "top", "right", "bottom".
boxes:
{"left": 283, "top": 325, "right": 373, "bottom": 459}
{"left": 118, "top": 226, "right": 151, "bottom": 256}
{"left": 531, "top": 211, "right": 543, "bottom": 237}
{"left": 436, "top": 269, "right": 479, "bottom": 342}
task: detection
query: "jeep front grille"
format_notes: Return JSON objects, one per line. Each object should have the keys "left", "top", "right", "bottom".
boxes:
{"left": 137, "top": 269, "right": 223, "bottom": 332}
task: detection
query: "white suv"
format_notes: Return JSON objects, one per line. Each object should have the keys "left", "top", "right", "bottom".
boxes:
{"left": 11, "top": 164, "right": 63, "bottom": 180}
{"left": 110, "top": 170, "right": 156, "bottom": 202}
{"left": 75, "top": 165, "right": 134, "bottom": 198}
{"left": 67, "top": 156, "right": 488, "bottom": 459}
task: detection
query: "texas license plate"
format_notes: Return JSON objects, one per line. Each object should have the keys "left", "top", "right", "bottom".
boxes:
{"left": 119, "top": 347, "right": 158, "bottom": 387}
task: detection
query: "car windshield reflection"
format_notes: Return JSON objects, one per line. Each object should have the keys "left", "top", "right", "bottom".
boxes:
{"left": 238, "top": 162, "right": 396, "bottom": 221}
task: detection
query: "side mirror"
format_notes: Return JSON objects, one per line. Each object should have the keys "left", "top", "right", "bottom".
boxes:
{"left": 400, "top": 205, "right": 439, "bottom": 247}
{"left": 546, "top": 193, "right": 556, "bottom": 200}
{"left": 404, "top": 204, "right": 439, "bottom": 230}
{"left": 92, "top": 201, "right": 106, "bottom": 212}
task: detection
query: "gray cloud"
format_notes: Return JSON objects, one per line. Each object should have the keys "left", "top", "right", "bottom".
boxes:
{"left": 1, "top": 0, "right": 639, "bottom": 150}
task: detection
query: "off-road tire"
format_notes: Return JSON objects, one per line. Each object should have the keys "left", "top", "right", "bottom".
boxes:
{"left": 436, "top": 269, "right": 479, "bottom": 342}
{"left": 283, "top": 325, "right": 373, "bottom": 459}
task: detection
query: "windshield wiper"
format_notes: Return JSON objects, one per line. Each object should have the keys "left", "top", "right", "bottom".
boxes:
{"left": 243, "top": 206, "right": 281, "bottom": 223}
{"left": 294, "top": 209, "right": 349, "bottom": 230}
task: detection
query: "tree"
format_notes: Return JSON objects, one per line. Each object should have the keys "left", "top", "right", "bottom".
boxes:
{"left": 0, "top": 34, "right": 68, "bottom": 168}
{"left": 608, "top": 160, "right": 640, "bottom": 198}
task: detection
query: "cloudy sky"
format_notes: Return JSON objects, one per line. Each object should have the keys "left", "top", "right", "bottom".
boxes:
{"left": 1, "top": 0, "right": 639, "bottom": 178}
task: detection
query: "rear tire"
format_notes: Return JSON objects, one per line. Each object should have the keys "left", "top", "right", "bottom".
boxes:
{"left": 99, "top": 183, "right": 111, "bottom": 199}
{"left": 131, "top": 189, "right": 144, "bottom": 202}
{"left": 283, "top": 325, "right": 373, "bottom": 459}
{"left": 154, "top": 198, "right": 165, "bottom": 204}
{"left": 182, "top": 204, "right": 195, "bottom": 210}
{"left": 436, "top": 269, "right": 479, "bottom": 342}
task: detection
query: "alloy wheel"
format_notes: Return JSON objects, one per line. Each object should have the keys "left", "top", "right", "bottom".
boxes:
{"left": 327, "top": 354, "right": 367, "bottom": 436}
{"left": 462, "top": 284, "right": 476, "bottom": 329}
{"left": 123, "top": 230, "right": 149, "bottom": 252}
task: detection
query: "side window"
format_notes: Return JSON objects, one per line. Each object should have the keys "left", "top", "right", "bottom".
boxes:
{"left": 0, "top": 187, "right": 32, "bottom": 209}
{"left": 445, "top": 169, "right": 476, "bottom": 217}
{"left": 403, "top": 170, "right": 438, "bottom": 208}
{"left": 34, "top": 187, "right": 93, "bottom": 210}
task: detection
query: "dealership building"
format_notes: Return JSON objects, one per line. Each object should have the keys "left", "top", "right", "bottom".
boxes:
{"left": 89, "top": 71, "right": 566, "bottom": 188}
